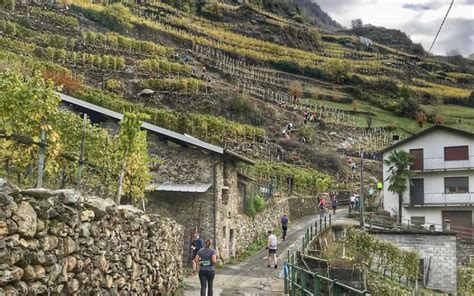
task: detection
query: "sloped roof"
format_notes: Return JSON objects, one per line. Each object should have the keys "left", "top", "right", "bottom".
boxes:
{"left": 146, "top": 183, "right": 212, "bottom": 193}
{"left": 379, "top": 125, "right": 474, "bottom": 154}
{"left": 58, "top": 92, "right": 254, "bottom": 164}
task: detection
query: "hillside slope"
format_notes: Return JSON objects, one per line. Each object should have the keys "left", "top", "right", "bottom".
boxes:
{"left": 1, "top": 1, "right": 473, "bottom": 193}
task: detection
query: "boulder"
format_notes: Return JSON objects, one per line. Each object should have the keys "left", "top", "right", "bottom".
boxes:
{"left": 21, "top": 265, "right": 36, "bottom": 282}
{"left": 0, "top": 221, "right": 8, "bottom": 238}
{"left": 42, "top": 235, "right": 59, "bottom": 251}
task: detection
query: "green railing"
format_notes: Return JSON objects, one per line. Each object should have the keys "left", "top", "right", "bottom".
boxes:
{"left": 284, "top": 216, "right": 371, "bottom": 296}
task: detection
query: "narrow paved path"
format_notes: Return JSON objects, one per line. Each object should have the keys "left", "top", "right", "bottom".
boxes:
{"left": 183, "top": 208, "right": 348, "bottom": 296}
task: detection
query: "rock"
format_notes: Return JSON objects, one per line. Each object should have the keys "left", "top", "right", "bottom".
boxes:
{"left": 7, "top": 220, "right": 18, "bottom": 235}
{"left": 55, "top": 189, "right": 83, "bottom": 205}
{"left": 84, "top": 198, "right": 116, "bottom": 220}
{"left": 42, "top": 235, "right": 59, "bottom": 251}
{"left": 19, "top": 188, "right": 54, "bottom": 199}
{"left": 79, "top": 223, "right": 90, "bottom": 237}
{"left": 2, "top": 285, "right": 17, "bottom": 295}
{"left": 0, "top": 266, "right": 24, "bottom": 285}
{"left": 33, "top": 265, "right": 45, "bottom": 279}
{"left": 28, "top": 282, "right": 47, "bottom": 294}
{"left": 15, "top": 281, "right": 28, "bottom": 294}
{"left": 21, "top": 265, "right": 36, "bottom": 282}
{"left": 36, "top": 220, "right": 45, "bottom": 233}
{"left": 16, "top": 202, "right": 37, "bottom": 237}
{"left": 67, "top": 278, "right": 79, "bottom": 293}
{"left": 44, "top": 254, "right": 57, "bottom": 266}
{"left": 137, "top": 88, "right": 155, "bottom": 96}
{"left": 0, "top": 221, "right": 8, "bottom": 237}
{"left": 63, "top": 237, "right": 76, "bottom": 255}
{"left": 80, "top": 210, "right": 95, "bottom": 222}
{"left": 65, "top": 256, "right": 77, "bottom": 272}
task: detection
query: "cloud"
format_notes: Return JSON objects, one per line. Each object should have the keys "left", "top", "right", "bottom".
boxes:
{"left": 403, "top": 3, "right": 432, "bottom": 11}
{"left": 314, "top": 0, "right": 474, "bottom": 56}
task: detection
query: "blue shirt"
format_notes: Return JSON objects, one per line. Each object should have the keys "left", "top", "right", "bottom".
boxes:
{"left": 281, "top": 216, "right": 289, "bottom": 226}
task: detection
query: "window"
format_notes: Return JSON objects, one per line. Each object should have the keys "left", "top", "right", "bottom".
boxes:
{"left": 410, "top": 149, "right": 424, "bottom": 170}
{"left": 223, "top": 226, "right": 227, "bottom": 238}
{"left": 444, "top": 146, "right": 469, "bottom": 161}
{"left": 444, "top": 177, "right": 469, "bottom": 193}
{"left": 411, "top": 216, "right": 425, "bottom": 225}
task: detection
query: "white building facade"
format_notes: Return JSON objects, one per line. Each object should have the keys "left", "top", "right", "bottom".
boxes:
{"left": 382, "top": 126, "right": 474, "bottom": 240}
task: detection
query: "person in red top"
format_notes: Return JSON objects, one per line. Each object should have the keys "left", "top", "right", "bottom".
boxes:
{"left": 318, "top": 199, "right": 327, "bottom": 218}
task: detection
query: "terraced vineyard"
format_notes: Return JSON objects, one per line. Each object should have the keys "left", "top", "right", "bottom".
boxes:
{"left": 1, "top": 0, "right": 473, "bottom": 191}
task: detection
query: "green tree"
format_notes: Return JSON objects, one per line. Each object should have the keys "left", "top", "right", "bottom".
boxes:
{"left": 116, "top": 112, "right": 150, "bottom": 204}
{"left": 383, "top": 150, "right": 414, "bottom": 223}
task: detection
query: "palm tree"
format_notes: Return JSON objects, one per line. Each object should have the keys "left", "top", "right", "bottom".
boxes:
{"left": 384, "top": 150, "right": 414, "bottom": 223}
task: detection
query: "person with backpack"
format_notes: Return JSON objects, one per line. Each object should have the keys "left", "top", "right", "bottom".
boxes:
{"left": 193, "top": 239, "right": 218, "bottom": 296}
{"left": 281, "top": 214, "right": 289, "bottom": 241}
{"left": 267, "top": 230, "right": 278, "bottom": 269}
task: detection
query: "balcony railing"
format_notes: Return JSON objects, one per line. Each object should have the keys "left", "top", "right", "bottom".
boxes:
{"left": 412, "top": 156, "right": 474, "bottom": 171}
{"left": 404, "top": 192, "right": 474, "bottom": 206}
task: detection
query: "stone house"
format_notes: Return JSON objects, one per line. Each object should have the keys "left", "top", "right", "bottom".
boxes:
{"left": 59, "top": 93, "right": 275, "bottom": 264}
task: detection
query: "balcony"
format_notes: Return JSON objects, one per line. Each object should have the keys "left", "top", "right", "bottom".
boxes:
{"left": 411, "top": 156, "right": 474, "bottom": 171}
{"left": 404, "top": 192, "right": 474, "bottom": 207}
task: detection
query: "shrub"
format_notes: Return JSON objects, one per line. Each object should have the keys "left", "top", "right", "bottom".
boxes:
{"left": 308, "top": 27, "right": 321, "bottom": 48}
{"left": 253, "top": 195, "right": 265, "bottom": 213}
{"left": 245, "top": 197, "right": 257, "bottom": 218}
{"left": 289, "top": 81, "right": 303, "bottom": 99}
{"left": 105, "top": 79, "right": 122, "bottom": 93}
{"left": 101, "top": 4, "right": 133, "bottom": 32}
{"left": 31, "top": 7, "right": 79, "bottom": 28}
{"left": 42, "top": 69, "right": 81, "bottom": 93}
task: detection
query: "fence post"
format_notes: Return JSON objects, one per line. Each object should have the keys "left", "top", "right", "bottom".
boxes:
{"left": 302, "top": 236, "right": 305, "bottom": 253}
{"left": 329, "top": 214, "right": 332, "bottom": 226}
{"left": 324, "top": 216, "right": 327, "bottom": 228}
{"left": 332, "top": 280, "right": 340, "bottom": 296}
{"left": 284, "top": 250, "right": 289, "bottom": 294}
{"left": 311, "top": 225, "right": 313, "bottom": 240}
{"left": 37, "top": 123, "right": 46, "bottom": 188}
{"left": 291, "top": 254, "right": 296, "bottom": 295}
{"left": 301, "top": 269, "right": 307, "bottom": 293}
{"left": 314, "top": 275, "right": 321, "bottom": 296}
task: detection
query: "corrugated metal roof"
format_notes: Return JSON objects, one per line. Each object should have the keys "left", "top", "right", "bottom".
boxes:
{"left": 147, "top": 183, "right": 212, "bottom": 193}
{"left": 58, "top": 92, "right": 223, "bottom": 154}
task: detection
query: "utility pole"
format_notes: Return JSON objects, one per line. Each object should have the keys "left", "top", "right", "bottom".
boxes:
{"left": 76, "top": 114, "right": 87, "bottom": 189}
{"left": 37, "top": 119, "right": 46, "bottom": 188}
{"left": 360, "top": 151, "right": 365, "bottom": 228}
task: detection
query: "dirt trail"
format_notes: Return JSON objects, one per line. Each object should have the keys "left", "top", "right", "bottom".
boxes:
{"left": 183, "top": 208, "right": 348, "bottom": 296}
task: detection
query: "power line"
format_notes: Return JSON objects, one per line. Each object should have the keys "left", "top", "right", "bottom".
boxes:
{"left": 426, "top": 0, "right": 455, "bottom": 57}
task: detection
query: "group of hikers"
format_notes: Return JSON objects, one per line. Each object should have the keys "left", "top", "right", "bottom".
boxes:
{"left": 190, "top": 183, "right": 386, "bottom": 295}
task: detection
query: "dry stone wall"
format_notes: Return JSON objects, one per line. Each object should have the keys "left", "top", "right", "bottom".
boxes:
{"left": 0, "top": 179, "right": 183, "bottom": 295}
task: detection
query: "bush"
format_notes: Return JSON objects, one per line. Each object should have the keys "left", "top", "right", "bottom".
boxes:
{"left": 105, "top": 79, "right": 122, "bottom": 93}
{"left": 245, "top": 195, "right": 266, "bottom": 218}
{"left": 101, "top": 4, "right": 133, "bottom": 32}
{"left": 272, "top": 60, "right": 302, "bottom": 74}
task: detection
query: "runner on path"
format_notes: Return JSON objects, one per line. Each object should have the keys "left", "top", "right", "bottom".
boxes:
{"left": 267, "top": 230, "right": 278, "bottom": 269}
{"left": 281, "top": 214, "right": 289, "bottom": 241}
{"left": 193, "top": 239, "right": 217, "bottom": 296}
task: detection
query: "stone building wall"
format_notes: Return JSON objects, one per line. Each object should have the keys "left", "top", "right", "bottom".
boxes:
{"left": 0, "top": 179, "right": 183, "bottom": 295}
{"left": 373, "top": 232, "right": 457, "bottom": 294}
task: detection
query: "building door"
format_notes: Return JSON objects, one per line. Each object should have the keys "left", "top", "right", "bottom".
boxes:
{"left": 442, "top": 211, "right": 473, "bottom": 242}
{"left": 410, "top": 179, "right": 424, "bottom": 206}
{"left": 410, "top": 149, "right": 424, "bottom": 170}
{"left": 229, "top": 229, "right": 235, "bottom": 258}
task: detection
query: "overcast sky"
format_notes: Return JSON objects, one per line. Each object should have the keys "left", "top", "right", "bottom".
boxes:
{"left": 315, "top": 0, "right": 474, "bottom": 56}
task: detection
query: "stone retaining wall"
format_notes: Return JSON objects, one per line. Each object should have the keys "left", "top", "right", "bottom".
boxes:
{"left": 288, "top": 197, "right": 320, "bottom": 218}
{"left": 373, "top": 232, "right": 457, "bottom": 294}
{"left": 0, "top": 179, "right": 183, "bottom": 295}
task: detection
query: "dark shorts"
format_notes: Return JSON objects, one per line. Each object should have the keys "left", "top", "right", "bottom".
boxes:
{"left": 269, "top": 249, "right": 277, "bottom": 254}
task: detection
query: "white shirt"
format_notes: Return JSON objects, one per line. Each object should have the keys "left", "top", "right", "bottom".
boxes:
{"left": 268, "top": 234, "right": 277, "bottom": 250}
{"left": 350, "top": 195, "right": 356, "bottom": 202}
